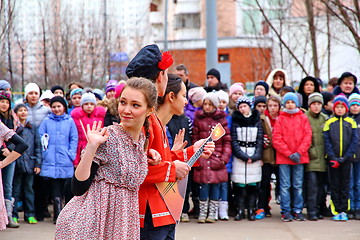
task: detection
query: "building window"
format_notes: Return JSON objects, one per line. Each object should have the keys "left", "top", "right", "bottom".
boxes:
{"left": 174, "top": 13, "right": 200, "bottom": 29}
{"left": 219, "top": 54, "right": 229, "bottom": 62}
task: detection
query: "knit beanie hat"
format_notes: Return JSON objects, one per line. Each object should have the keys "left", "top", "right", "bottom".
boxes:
{"left": 40, "top": 90, "right": 54, "bottom": 101}
{"left": 24, "top": 83, "right": 40, "bottom": 98}
{"left": 51, "top": 85, "right": 64, "bottom": 94}
{"left": 229, "top": 82, "right": 245, "bottom": 97}
{"left": 188, "top": 87, "right": 207, "bottom": 104}
{"left": 203, "top": 92, "right": 220, "bottom": 108}
{"left": 348, "top": 93, "right": 360, "bottom": 106}
{"left": 126, "top": 44, "right": 174, "bottom": 80}
{"left": 254, "top": 96, "right": 267, "bottom": 108}
{"left": 106, "top": 80, "right": 118, "bottom": 93}
{"left": 321, "top": 91, "right": 334, "bottom": 106}
{"left": 80, "top": 92, "right": 97, "bottom": 106}
{"left": 114, "top": 83, "right": 126, "bottom": 99}
{"left": 207, "top": 68, "right": 221, "bottom": 81}
{"left": 50, "top": 96, "right": 68, "bottom": 113}
{"left": 0, "top": 90, "right": 11, "bottom": 102}
{"left": 216, "top": 90, "right": 229, "bottom": 104}
{"left": 0, "top": 80, "right": 11, "bottom": 90}
{"left": 338, "top": 72, "right": 357, "bottom": 85}
{"left": 316, "top": 78, "right": 323, "bottom": 88}
{"left": 236, "top": 96, "right": 251, "bottom": 109}
{"left": 283, "top": 92, "right": 300, "bottom": 108}
{"left": 14, "top": 103, "right": 27, "bottom": 114}
{"left": 93, "top": 89, "right": 105, "bottom": 100}
{"left": 254, "top": 80, "right": 269, "bottom": 95}
{"left": 333, "top": 94, "right": 349, "bottom": 112}
{"left": 70, "top": 88, "right": 84, "bottom": 98}
{"left": 308, "top": 92, "right": 324, "bottom": 106}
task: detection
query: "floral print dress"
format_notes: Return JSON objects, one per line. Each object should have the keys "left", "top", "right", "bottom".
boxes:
{"left": 0, "top": 122, "right": 15, "bottom": 230}
{"left": 55, "top": 124, "right": 148, "bottom": 239}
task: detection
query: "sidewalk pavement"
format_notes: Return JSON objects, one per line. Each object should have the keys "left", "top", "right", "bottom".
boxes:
{"left": 1, "top": 199, "right": 360, "bottom": 240}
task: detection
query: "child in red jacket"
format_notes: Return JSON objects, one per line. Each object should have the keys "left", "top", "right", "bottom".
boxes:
{"left": 272, "top": 92, "right": 312, "bottom": 222}
{"left": 71, "top": 92, "right": 106, "bottom": 167}
{"left": 192, "top": 92, "right": 231, "bottom": 223}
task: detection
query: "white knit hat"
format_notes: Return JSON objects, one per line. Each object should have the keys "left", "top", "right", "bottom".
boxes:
{"left": 216, "top": 90, "right": 229, "bottom": 104}
{"left": 80, "top": 92, "right": 97, "bottom": 106}
{"left": 25, "top": 83, "right": 40, "bottom": 98}
{"left": 203, "top": 92, "right": 220, "bottom": 108}
{"left": 40, "top": 90, "right": 54, "bottom": 101}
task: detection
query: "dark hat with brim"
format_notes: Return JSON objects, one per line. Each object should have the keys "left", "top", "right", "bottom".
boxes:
{"left": 338, "top": 72, "right": 357, "bottom": 85}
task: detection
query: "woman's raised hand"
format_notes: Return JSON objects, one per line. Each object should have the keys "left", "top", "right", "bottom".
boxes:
{"left": 171, "top": 128, "right": 188, "bottom": 151}
{"left": 86, "top": 121, "right": 109, "bottom": 147}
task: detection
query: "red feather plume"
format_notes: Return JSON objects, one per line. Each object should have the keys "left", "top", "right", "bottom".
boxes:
{"left": 158, "top": 51, "right": 174, "bottom": 70}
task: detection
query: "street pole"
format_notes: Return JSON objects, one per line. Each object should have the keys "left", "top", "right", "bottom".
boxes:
{"left": 206, "top": 0, "right": 218, "bottom": 82}
{"left": 164, "top": 0, "right": 168, "bottom": 51}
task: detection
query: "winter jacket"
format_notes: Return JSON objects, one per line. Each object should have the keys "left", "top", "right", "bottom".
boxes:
{"left": 0, "top": 111, "right": 20, "bottom": 160}
{"left": 265, "top": 68, "right": 291, "bottom": 99}
{"left": 323, "top": 114, "right": 358, "bottom": 162}
{"left": 26, "top": 102, "right": 51, "bottom": 128}
{"left": 350, "top": 113, "right": 360, "bottom": 163}
{"left": 273, "top": 110, "right": 312, "bottom": 165}
{"left": 192, "top": 110, "right": 231, "bottom": 184}
{"left": 231, "top": 109, "right": 263, "bottom": 184}
{"left": 333, "top": 85, "right": 360, "bottom": 99}
{"left": 260, "top": 113, "right": 276, "bottom": 165}
{"left": 184, "top": 102, "right": 201, "bottom": 124}
{"left": 15, "top": 121, "right": 41, "bottom": 174}
{"left": 305, "top": 111, "right": 327, "bottom": 172}
{"left": 71, "top": 106, "right": 106, "bottom": 166}
{"left": 103, "top": 109, "right": 120, "bottom": 127}
{"left": 38, "top": 113, "right": 78, "bottom": 179}
{"left": 166, "top": 114, "right": 192, "bottom": 149}
{"left": 204, "top": 82, "right": 228, "bottom": 93}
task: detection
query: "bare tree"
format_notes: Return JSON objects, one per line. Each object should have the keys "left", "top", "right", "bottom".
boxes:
{"left": 14, "top": 32, "right": 25, "bottom": 92}
{"left": 321, "top": 0, "right": 360, "bottom": 54}
{"left": 305, "top": 0, "right": 320, "bottom": 77}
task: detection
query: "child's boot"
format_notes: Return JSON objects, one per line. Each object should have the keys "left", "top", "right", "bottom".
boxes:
{"left": 234, "top": 194, "right": 245, "bottom": 221}
{"left": 218, "top": 201, "right": 229, "bottom": 220}
{"left": 355, "top": 209, "right": 360, "bottom": 220}
{"left": 198, "top": 200, "right": 208, "bottom": 223}
{"left": 206, "top": 200, "right": 218, "bottom": 223}
{"left": 5, "top": 198, "right": 19, "bottom": 228}
{"left": 53, "top": 197, "right": 62, "bottom": 224}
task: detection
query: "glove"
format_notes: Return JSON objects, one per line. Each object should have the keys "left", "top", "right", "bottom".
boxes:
{"left": 338, "top": 157, "right": 346, "bottom": 164}
{"left": 263, "top": 134, "right": 270, "bottom": 148}
{"left": 289, "top": 152, "right": 301, "bottom": 163}
{"left": 330, "top": 160, "right": 340, "bottom": 168}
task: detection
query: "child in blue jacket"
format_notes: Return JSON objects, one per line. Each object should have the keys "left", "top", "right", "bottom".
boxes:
{"left": 38, "top": 96, "right": 78, "bottom": 224}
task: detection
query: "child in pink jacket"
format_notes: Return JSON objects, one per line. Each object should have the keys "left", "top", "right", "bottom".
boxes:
{"left": 71, "top": 92, "right": 106, "bottom": 167}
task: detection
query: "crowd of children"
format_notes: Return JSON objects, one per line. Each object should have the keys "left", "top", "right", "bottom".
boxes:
{"left": 0, "top": 62, "right": 359, "bottom": 235}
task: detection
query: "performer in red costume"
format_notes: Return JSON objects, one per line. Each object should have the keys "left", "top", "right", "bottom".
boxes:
{"left": 126, "top": 44, "right": 215, "bottom": 240}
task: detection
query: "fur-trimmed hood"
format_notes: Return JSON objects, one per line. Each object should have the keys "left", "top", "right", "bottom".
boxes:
{"left": 232, "top": 109, "right": 260, "bottom": 127}
{"left": 195, "top": 109, "right": 227, "bottom": 120}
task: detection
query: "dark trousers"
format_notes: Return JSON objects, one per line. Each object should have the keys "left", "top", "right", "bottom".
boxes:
{"left": 329, "top": 161, "right": 351, "bottom": 213}
{"left": 48, "top": 178, "right": 67, "bottom": 198}
{"left": 34, "top": 175, "right": 50, "bottom": 220}
{"left": 233, "top": 184, "right": 257, "bottom": 210}
{"left": 140, "top": 205, "right": 176, "bottom": 240}
{"left": 306, "top": 171, "right": 327, "bottom": 215}
{"left": 12, "top": 172, "right": 35, "bottom": 219}
{"left": 258, "top": 163, "right": 277, "bottom": 211}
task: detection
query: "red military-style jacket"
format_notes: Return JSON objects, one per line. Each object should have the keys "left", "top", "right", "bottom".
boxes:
{"left": 139, "top": 113, "right": 195, "bottom": 228}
